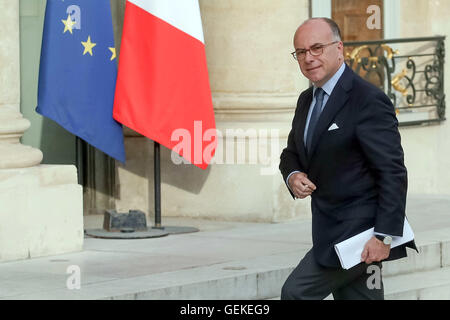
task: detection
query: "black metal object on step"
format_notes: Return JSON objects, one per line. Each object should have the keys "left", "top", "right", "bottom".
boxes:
{"left": 84, "top": 209, "right": 169, "bottom": 239}
{"left": 103, "top": 209, "right": 147, "bottom": 232}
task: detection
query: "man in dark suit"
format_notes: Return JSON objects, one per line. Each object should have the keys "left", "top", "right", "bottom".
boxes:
{"left": 279, "top": 17, "right": 417, "bottom": 300}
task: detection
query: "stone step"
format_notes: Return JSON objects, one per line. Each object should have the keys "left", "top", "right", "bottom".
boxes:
{"left": 0, "top": 251, "right": 300, "bottom": 300}
{"left": 110, "top": 238, "right": 449, "bottom": 300}
{"left": 269, "top": 266, "right": 450, "bottom": 300}
{"left": 377, "top": 225, "right": 450, "bottom": 277}
{"left": 384, "top": 266, "right": 450, "bottom": 300}
{"left": 2, "top": 223, "right": 448, "bottom": 300}
{"left": 265, "top": 237, "right": 450, "bottom": 300}
{"left": 16, "top": 239, "right": 444, "bottom": 300}
{"left": 382, "top": 239, "right": 449, "bottom": 277}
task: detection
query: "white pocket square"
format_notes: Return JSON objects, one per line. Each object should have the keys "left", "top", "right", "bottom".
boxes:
{"left": 328, "top": 123, "right": 339, "bottom": 131}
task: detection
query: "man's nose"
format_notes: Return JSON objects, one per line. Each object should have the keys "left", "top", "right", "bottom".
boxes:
{"left": 304, "top": 50, "right": 316, "bottom": 63}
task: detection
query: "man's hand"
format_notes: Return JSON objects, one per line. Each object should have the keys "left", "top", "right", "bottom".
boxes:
{"left": 288, "top": 172, "right": 317, "bottom": 199}
{"left": 361, "top": 236, "right": 391, "bottom": 264}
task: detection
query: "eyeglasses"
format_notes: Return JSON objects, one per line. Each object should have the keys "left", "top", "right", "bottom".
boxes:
{"left": 291, "top": 41, "right": 339, "bottom": 61}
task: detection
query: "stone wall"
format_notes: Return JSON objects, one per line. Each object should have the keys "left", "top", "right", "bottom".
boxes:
{"left": 0, "top": 0, "right": 83, "bottom": 262}
{"left": 114, "top": 0, "right": 312, "bottom": 222}
{"left": 113, "top": 0, "right": 450, "bottom": 223}
{"left": 397, "top": 0, "right": 450, "bottom": 195}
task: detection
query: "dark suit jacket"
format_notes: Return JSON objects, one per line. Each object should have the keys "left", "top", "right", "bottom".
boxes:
{"left": 279, "top": 64, "right": 417, "bottom": 268}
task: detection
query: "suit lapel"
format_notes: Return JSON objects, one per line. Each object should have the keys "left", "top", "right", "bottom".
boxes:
{"left": 307, "top": 64, "right": 354, "bottom": 161}
{"left": 297, "top": 87, "right": 313, "bottom": 167}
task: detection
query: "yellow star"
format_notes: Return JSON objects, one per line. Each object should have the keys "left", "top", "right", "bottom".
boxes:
{"left": 81, "top": 36, "right": 97, "bottom": 56}
{"left": 62, "top": 14, "right": 76, "bottom": 34}
{"left": 109, "top": 47, "right": 117, "bottom": 61}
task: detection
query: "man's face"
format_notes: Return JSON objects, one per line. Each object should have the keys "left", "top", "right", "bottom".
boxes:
{"left": 293, "top": 20, "right": 343, "bottom": 87}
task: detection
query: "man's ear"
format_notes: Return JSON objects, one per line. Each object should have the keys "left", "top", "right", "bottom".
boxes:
{"left": 337, "top": 41, "right": 344, "bottom": 58}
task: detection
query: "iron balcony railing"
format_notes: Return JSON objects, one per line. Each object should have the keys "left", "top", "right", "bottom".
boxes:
{"left": 344, "top": 36, "right": 445, "bottom": 126}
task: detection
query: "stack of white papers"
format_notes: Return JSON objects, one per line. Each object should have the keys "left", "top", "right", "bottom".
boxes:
{"left": 334, "top": 217, "right": 414, "bottom": 269}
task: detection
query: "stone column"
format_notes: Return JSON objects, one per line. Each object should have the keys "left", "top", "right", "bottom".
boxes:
{"left": 0, "top": 0, "right": 83, "bottom": 262}
{"left": 0, "top": 0, "right": 43, "bottom": 168}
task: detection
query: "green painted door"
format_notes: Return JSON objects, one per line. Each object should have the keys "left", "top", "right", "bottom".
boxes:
{"left": 19, "top": 0, "right": 76, "bottom": 165}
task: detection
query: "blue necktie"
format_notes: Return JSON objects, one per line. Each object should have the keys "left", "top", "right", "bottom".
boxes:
{"left": 306, "top": 88, "right": 324, "bottom": 153}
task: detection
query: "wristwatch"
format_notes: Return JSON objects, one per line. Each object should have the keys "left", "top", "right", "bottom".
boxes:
{"left": 375, "top": 234, "right": 392, "bottom": 246}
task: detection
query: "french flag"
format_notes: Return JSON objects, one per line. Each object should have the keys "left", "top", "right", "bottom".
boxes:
{"left": 113, "top": 0, "right": 216, "bottom": 169}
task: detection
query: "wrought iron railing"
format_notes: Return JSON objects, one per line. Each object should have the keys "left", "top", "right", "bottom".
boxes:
{"left": 344, "top": 36, "right": 445, "bottom": 126}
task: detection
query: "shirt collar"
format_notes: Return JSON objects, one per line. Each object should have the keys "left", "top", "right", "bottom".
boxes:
{"left": 313, "top": 62, "right": 346, "bottom": 97}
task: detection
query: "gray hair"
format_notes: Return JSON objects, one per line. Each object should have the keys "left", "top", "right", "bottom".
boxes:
{"left": 301, "top": 17, "right": 342, "bottom": 41}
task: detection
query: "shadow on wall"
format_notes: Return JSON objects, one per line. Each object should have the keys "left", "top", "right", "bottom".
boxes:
{"left": 39, "top": 117, "right": 76, "bottom": 165}
{"left": 117, "top": 134, "right": 211, "bottom": 196}
{"left": 160, "top": 142, "right": 212, "bottom": 195}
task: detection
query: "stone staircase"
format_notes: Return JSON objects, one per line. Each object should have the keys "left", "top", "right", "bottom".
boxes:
{"left": 269, "top": 229, "right": 450, "bottom": 300}
{"left": 382, "top": 228, "right": 450, "bottom": 300}
{"left": 2, "top": 198, "right": 448, "bottom": 300}
{"left": 101, "top": 228, "right": 450, "bottom": 300}
{"left": 97, "top": 238, "right": 450, "bottom": 300}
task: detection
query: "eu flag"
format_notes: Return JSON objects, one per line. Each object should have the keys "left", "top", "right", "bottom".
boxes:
{"left": 37, "top": 0, "right": 125, "bottom": 163}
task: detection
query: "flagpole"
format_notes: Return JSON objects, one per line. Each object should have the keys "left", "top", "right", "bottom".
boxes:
{"left": 151, "top": 141, "right": 199, "bottom": 234}
{"left": 84, "top": 138, "right": 169, "bottom": 239}
{"left": 154, "top": 141, "right": 162, "bottom": 229}
{"left": 75, "top": 137, "right": 84, "bottom": 186}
